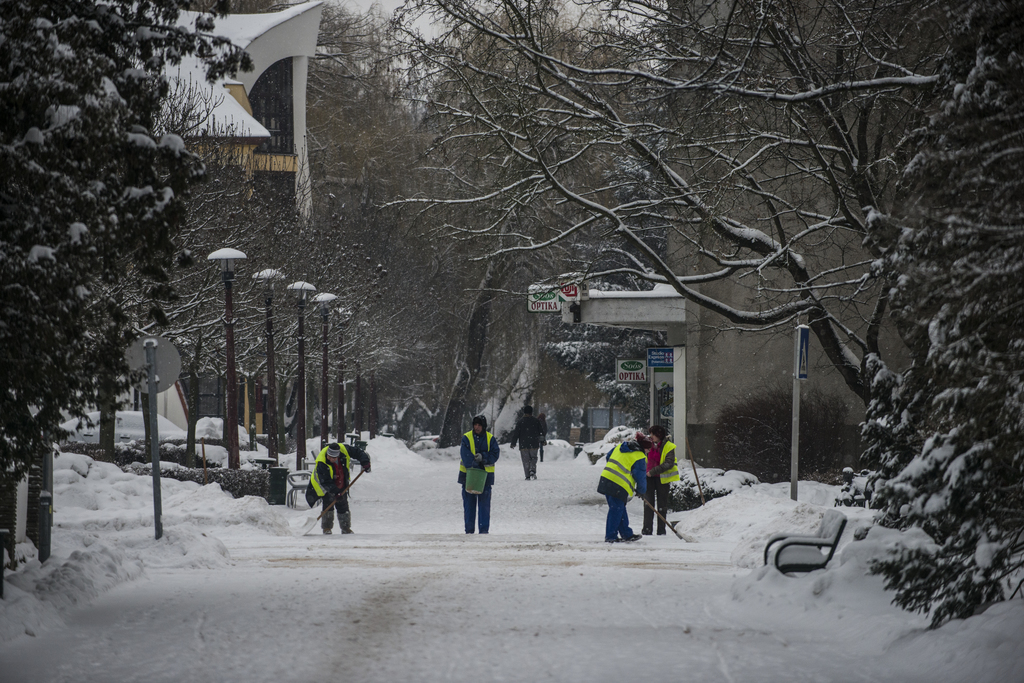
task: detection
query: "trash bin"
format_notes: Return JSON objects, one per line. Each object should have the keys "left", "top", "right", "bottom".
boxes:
{"left": 268, "top": 467, "right": 288, "bottom": 506}
{"left": 573, "top": 442, "right": 585, "bottom": 458}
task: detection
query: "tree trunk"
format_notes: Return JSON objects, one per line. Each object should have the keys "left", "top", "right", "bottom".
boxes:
{"left": 0, "top": 472, "right": 18, "bottom": 568}
{"left": 246, "top": 375, "right": 257, "bottom": 451}
{"left": 439, "top": 262, "right": 497, "bottom": 447}
{"left": 369, "top": 372, "right": 378, "bottom": 438}
{"left": 185, "top": 333, "right": 203, "bottom": 468}
{"left": 97, "top": 370, "right": 119, "bottom": 462}
{"left": 555, "top": 406, "right": 572, "bottom": 442}
{"left": 355, "top": 368, "right": 363, "bottom": 433}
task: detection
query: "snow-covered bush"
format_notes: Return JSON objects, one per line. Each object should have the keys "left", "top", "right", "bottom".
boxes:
{"left": 669, "top": 467, "right": 759, "bottom": 511}
{"left": 124, "top": 464, "right": 270, "bottom": 501}
{"left": 579, "top": 426, "right": 637, "bottom": 464}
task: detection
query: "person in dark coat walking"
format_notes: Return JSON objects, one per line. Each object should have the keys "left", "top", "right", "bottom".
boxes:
{"left": 459, "top": 415, "right": 501, "bottom": 533}
{"left": 509, "top": 405, "right": 544, "bottom": 479}
{"left": 537, "top": 412, "right": 548, "bottom": 462}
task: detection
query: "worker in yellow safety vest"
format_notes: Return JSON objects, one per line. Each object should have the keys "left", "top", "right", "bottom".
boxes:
{"left": 459, "top": 415, "right": 500, "bottom": 533}
{"left": 596, "top": 432, "right": 653, "bottom": 543}
{"left": 305, "top": 441, "right": 371, "bottom": 534}
{"left": 642, "top": 425, "right": 679, "bottom": 535}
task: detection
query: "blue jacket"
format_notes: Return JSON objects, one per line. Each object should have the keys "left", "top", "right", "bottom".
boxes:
{"left": 596, "top": 442, "right": 648, "bottom": 501}
{"left": 458, "top": 429, "right": 501, "bottom": 487}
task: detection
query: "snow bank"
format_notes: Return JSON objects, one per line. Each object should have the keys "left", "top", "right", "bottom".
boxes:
{"left": 0, "top": 449, "right": 290, "bottom": 644}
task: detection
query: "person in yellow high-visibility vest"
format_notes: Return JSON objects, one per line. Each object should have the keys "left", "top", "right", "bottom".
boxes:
{"left": 459, "top": 415, "right": 500, "bottom": 533}
{"left": 305, "top": 442, "right": 370, "bottom": 534}
{"left": 596, "top": 432, "right": 652, "bottom": 543}
{"left": 642, "top": 425, "right": 679, "bottom": 535}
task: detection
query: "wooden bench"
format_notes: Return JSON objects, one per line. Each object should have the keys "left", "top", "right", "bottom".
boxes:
{"left": 763, "top": 509, "right": 847, "bottom": 574}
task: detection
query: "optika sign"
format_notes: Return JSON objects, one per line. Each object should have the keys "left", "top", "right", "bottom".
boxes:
{"left": 615, "top": 359, "right": 648, "bottom": 384}
{"left": 528, "top": 291, "right": 560, "bottom": 312}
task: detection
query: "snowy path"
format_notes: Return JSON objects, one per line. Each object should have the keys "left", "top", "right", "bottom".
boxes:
{"left": 1, "top": 440, "right": 1020, "bottom": 682}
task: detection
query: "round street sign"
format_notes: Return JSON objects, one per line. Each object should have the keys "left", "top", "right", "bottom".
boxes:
{"left": 125, "top": 336, "right": 181, "bottom": 392}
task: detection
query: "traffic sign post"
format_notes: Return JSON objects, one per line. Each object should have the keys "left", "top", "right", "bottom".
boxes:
{"left": 791, "top": 325, "right": 810, "bottom": 501}
{"left": 126, "top": 335, "right": 180, "bottom": 540}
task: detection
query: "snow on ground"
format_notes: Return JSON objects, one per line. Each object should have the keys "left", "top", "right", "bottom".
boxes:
{"left": 1, "top": 437, "right": 1021, "bottom": 682}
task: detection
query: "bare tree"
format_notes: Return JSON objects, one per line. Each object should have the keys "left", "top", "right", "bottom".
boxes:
{"left": 396, "top": 0, "right": 946, "bottom": 405}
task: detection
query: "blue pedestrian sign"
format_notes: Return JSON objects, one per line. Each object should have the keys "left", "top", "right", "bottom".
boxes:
{"left": 796, "top": 325, "right": 810, "bottom": 380}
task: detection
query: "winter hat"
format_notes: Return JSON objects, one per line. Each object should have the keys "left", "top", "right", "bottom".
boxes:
{"left": 634, "top": 431, "right": 654, "bottom": 450}
{"left": 472, "top": 415, "right": 488, "bottom": 429}
{"left": 522, "top": 405, "right": 534, "bottom": 415}
{"left": 327, "top": 443, "right": 342, "bottom": 458}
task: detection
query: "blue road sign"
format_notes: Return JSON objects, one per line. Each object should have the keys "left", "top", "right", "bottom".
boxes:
{"left": 797, "top": 326, "right": 810, "bottom": 380}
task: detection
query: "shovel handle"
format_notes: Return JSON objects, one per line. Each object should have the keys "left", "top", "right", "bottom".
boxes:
{"left": 639, "top": 493, "right": 687, "bottom": 541}
{"left": 315, "top": 468, "right": 365, "bottom": 521}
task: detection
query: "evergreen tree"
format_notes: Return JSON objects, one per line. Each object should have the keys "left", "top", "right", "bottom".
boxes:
{"left": 864, "top": 0, "right": 1024, "bottom": 626}
{"left": 0, "top": 0, "right": 247, "bottom": 481}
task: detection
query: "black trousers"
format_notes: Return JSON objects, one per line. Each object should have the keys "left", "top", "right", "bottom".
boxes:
{"left": 321, "top": 491, "right": 349, "bottom": 529}
{"left": 642, "top": 478, "right": 671, "bottom": 534}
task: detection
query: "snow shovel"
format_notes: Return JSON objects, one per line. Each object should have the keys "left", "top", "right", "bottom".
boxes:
{"left": 300, "top": 469, "right": 366, "bottom": 536}
{"left": 638, "top": 495, "right": 695, "bottom": 543}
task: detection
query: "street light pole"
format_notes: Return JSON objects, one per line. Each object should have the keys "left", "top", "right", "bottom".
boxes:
{"left": 253, "top": 269, "right": 283, "bottom": 464}
{"left": 336, "top": 310, "right": 348, "bottom": 441}
{"left": 313, "top": 293, "right": 337, "bottom": 450}
{"left": 208, "top": 248, "right": 247, "bottom": 470}
{"left": 287, "top": 281, "right": 316, "bottom": 470}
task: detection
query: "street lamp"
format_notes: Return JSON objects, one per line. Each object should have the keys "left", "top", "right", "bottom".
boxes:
{"left": 287, "top": 280, "right": 316, "bottom": 470}
{"left": 335, "top": 308, "right": 350, "bottom": 442}
{"left": 208, "top": 248, "right": 247, "bottom": 469}
{"left": 253, "top": 268, "right": 284, "bottom": 464}
{"left": 313, "top": 292, "right": 337, "bottom": 449}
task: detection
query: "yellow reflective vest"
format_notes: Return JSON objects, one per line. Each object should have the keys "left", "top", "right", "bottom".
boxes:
{"left": 459, "top": 431, "right": 496, "bottom": 473}
{"left": 600, "top": 444, "right": 647, "bottom": 500}
{"left": 311, "top": 444, "right": 351, "bottom": 496}
{"left": 656, "top": 441, "right": 680, "bottom": 484}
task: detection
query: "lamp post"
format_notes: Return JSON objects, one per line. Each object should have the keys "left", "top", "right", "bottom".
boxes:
{"left": 253, "top": 269, "right": 284, "bottom": 464}
{"left": 208, "top": 248, "right": 247, "bottom": 469}
{"left": 313, "top": 292, "right": 337, "bottom": 449}
{"left": 287, "top": 281, "right": 316, "bottom": 470}
{"left": 335, "top": 308, "right": 350, "bottom": 441}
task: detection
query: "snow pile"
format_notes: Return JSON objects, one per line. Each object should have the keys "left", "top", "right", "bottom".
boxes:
{"left": 0, "top": 450, "right": 289, "bottom": 644}
{"left": 578, "top": 425, "right": 637, "bottom": 461}
{"left": 541, "top": 439, "right": 575, "bottom": 461}
{"left": 679, "top": 466, "right": 758, "bottom": 492}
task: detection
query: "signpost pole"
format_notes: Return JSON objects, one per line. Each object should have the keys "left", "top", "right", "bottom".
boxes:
{"left": 673, "top": 346, "right": 686, "bottom": 462}
{"left": 145, "top": 339, "right": 163, "bottom": 540}
{"left": 791, "top": 325, "right": 810, "bottom": 501}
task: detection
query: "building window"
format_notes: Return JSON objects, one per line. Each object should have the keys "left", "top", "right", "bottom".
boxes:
{"left": 250, "top": 57, "right": 294, "bottom": 155}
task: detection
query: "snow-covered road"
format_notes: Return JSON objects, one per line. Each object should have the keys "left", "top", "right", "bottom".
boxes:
{"left": 1, "top": 438, "right": 1020, "bottom": 682}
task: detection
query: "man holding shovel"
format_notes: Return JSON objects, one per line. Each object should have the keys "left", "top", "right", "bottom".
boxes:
{"left": 305, "top": 442, "right": 371, "bottom": 534}
{"left": 642, "top": 425, "right": 678, "bottom": 536}
{"left": 459, "top": 415, "right": 500, "bottom": 534}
